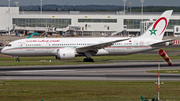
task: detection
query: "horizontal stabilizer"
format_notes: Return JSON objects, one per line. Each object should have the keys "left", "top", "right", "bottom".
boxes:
{"left": 150, "top": 39, "right": 174, "bottom": 47}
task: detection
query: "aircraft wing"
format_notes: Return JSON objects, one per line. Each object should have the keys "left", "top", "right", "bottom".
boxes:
{"left": 150, "top": 39, "right": 174, "bottom": 47}
{"left": 76, "top": 38, "right": 130, "bottom": 52}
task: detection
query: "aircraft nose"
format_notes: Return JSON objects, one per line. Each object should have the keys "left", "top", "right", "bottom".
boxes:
{"left": 1, "top": 49, "right": 3, "bottom": 54}
{"left": 1, "top": 48, "right": 5, "bottom": 54}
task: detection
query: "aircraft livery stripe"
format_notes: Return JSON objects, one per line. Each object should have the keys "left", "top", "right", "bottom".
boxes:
{"left": 3, "top": 47, "right": 65, "bottom": 52}
{"left": 3, "top": 46, "right": 151, "bottom": 52}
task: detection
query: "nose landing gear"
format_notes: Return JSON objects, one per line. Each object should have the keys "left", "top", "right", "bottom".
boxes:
{"left": 16, "top": 58, "right": 20, "bottom": 62}
{"left": 14, "top": 56, "right": 20, "bottom": 62}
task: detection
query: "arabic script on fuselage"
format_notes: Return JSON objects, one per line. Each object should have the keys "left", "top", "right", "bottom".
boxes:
{"left": 26, "top": 40, "right": 60, "bottom": 42}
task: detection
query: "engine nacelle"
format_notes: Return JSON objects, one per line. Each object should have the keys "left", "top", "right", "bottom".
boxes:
{"left": 56, "top": 48, "right": 76, "bottom": 60}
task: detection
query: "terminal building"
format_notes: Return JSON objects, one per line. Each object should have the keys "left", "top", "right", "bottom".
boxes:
{"left": 1, "top": 7, "right": 180, "bottom": 37}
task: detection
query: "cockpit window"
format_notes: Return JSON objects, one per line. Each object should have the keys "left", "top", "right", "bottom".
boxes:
{"left": 7, "top": 44, "right": 11, "bottom": 47}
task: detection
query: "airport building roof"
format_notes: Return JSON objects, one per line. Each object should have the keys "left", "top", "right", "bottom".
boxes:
{"left": 19, "top": 11, "right": 180, "bottom": 15}
{"left": 1, "top": 7, "right": 180, "bottom": 37}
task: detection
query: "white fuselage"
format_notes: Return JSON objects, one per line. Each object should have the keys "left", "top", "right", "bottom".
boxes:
{"left": 1, "top": 37, "right": 158, "bottom": 57}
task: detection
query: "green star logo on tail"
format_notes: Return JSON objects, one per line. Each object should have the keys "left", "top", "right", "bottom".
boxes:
{"left": 149, "top": 27, "right": 157, "bottom": 35}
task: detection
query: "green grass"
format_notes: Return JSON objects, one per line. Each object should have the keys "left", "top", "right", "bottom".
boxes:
{"left": 0, "top": 54, "right": 180, "bottom": 66}
{"left": 161, "top": 47, "right": 180, "bottom": 50}
{"left": 147, "top": 69, "right": 180, "bottom": 74}
{"left": 0, "top": 81, "right": 180, "bottom": 101}
{"left": 0, "top": 61, "right": 110, "bottom": 66}
{"left": 1, "top": 54, "right": 180, "bottom": 62}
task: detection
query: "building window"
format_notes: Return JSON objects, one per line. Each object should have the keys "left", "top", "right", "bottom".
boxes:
{"left": 168, "top": 20, "right": 180, "bottom": 29}
{"left": 176, "top": 27, "right": 179, "bottom": 32}
{"left": 13, "top": 18, "right": 71, "bottom": 28}
{"left": 78, "top": 19, "right": 117, "bottom": 23}
{"left": 124, "top": 19, "right": 149, "bottom": 29}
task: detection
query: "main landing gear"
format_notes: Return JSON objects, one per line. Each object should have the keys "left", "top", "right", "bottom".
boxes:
{"left": 83, "top": 58, "right": 94, "bottom": 62}
{"left": 83, "top": 51, "right": 94, "bottom": 62}
{"left": 14, "top": 56, "right": 20, "bottom": 62}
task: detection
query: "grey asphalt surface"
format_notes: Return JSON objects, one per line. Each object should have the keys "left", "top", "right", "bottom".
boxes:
{"left": 0, "top": 60, "right": 180, "bottom": 81}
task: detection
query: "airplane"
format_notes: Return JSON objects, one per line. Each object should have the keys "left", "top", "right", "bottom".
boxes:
{"left": 1, "top": 10, "right": 173, "bottom": 62}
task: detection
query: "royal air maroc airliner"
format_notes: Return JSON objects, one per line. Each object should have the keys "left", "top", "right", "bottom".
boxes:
{"left": 1, "top": 10, "right": 173, "bottom": 62}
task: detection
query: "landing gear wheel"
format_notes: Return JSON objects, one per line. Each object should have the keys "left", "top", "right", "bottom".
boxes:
{"left": 89, "top": 58, "right": 94, "bottom": 62}
{"left": 83, "top": 58, "right": 94, "bottom": 62}
{"left": 83, "top": 58, "right": 87, "bottom": 62}
{"left": 16, "top": 59, "right": 20, "bottom": 62}
{"left": 14, "top": 56, "right": 20, "bottom": 62}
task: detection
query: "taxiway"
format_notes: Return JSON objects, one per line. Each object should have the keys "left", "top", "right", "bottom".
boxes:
{"left": 0, "top": 60, "right": 180, "bottom": 81}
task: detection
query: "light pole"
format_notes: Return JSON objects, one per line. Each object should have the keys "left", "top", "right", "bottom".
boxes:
{"left": 40, "top": 0, "right": 43, "bottom": 14}
{"left": 7, "top": 0, "right": 11, "bottom": 35}
{"left": 140, "top": 0, "right": 144, "bottom": 21}
{"left": 7, "top": 0, "right": 11, "bottom": 7}
{"left": 14, "top": 1, "right": 19, "bottom": 7}
{"left": 128, "top": 2, "right": 132, "bottom": 15}
{"left": 122, "top": 0, "right": 127, "bottom": 15}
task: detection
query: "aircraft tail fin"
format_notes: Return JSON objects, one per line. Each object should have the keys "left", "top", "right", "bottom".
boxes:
{"left": 140, "top": 10, "right": 173, "bottom": 40}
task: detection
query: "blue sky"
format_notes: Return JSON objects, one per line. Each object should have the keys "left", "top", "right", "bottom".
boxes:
{"left": 1, "top": 0, "right": 180, "bottom": 6}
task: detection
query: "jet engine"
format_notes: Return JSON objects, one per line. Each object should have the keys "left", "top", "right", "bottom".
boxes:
{"left": 56, "top": 48, "right": 76, "bottom": 60}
